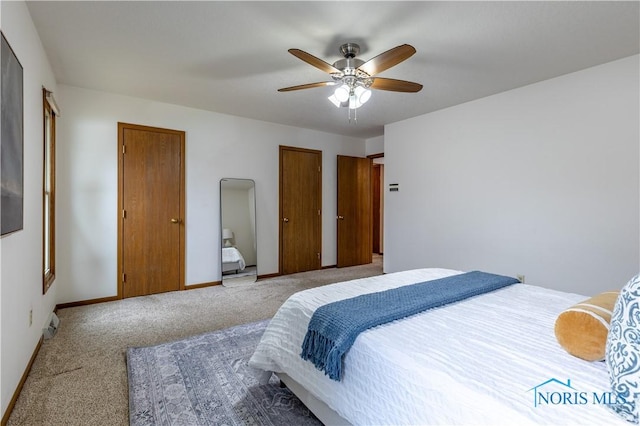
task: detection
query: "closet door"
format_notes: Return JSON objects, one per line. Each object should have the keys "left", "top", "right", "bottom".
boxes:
{"left": 279, "top": 146, "right": 322, "bottom": 275}
{"left": 337, "top": 155, "right": 372, "bottom": 267}
{"left": 118, "top": 123, "right": 185, "bottom": 298}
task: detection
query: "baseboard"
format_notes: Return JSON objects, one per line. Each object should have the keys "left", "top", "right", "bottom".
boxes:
{"left": 56, "top": 295, "right": 120, "bottom": 310}
{"left": 185, "top": 281, "right": 221, "bottom": 289}
{"left": 56, "top": 282, "right": 225, "bottom": 307}
{"left": 259, "top": 267, "right": 335, "bottom": 279}
{"left": 257, "top": 272, "right": 280, "bottom": 280}
{"left": 1, "top": 336, "right": 43, "bottom": 426}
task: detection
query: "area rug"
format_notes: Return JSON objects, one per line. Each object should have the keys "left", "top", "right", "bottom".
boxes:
{"left": 126, "top": 320, "right": 321, "bottom": 426}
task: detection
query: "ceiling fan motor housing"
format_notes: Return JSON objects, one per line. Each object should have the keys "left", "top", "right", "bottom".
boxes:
{"left": 332, "top": 43, "right": 371, "bottom": 87}
{"left": 339, "top": 42, "right": 360, "bottom": 58}
{"left": 333, "top": 58, "right": 366, "bottom": 74}
{"left": 334, "top": 43, "right": 366, "bottom": 75}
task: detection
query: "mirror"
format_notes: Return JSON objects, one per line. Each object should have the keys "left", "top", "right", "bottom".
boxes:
{"left": 220, "top": 178, "right": 257, "bottom": 286}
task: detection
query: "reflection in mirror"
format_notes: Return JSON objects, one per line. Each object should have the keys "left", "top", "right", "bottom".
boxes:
{"left": 220, "top": 179, "right": 257, "bottom": 286}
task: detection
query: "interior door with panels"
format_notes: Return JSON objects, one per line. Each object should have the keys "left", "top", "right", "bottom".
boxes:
{"left": 279, "top": 146, "right": 322, "bottom": 275}
{"left": 118, "top": 123, "right": 185, "bottom": 298}
{"left": 337, "top": 155, "right": 372, "bottom": 267}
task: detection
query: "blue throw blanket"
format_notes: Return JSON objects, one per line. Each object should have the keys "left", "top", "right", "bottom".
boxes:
{"left": 300, "top": 271, "right": 519, "bottom": 381}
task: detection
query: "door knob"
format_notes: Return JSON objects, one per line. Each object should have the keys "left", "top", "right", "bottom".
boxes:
{"left": 337, "top": 215, "right": 344, "bottom": 220}
{"left": 283, "top": 217, "right": 289, "bottom": 223}
{"left": 170, "top": 218, "right": 180, "bottom": 223}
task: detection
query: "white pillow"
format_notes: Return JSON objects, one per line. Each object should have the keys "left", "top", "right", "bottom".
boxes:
{"left": 605, "top": 273, "right": 640, "bottom": 424}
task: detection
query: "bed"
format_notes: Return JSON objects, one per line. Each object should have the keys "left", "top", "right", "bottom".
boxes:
{"left": 221, "top": 246, "right": 246, "bottom": 274}
{"left": 249, "top": 268, "right": 629, "bottom": 425}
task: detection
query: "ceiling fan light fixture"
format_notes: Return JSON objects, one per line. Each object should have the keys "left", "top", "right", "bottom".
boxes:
{"left": 346, "top": 86, "right": 372, "bottom": 110}
{"left": 355, "top": 86, "right": 371, "bottom": 104}
{"left": 328, "top": 93, "right": 342, "bottom": 108}
{"left": 334, "top": 84, "right": 350, "bottom": 102}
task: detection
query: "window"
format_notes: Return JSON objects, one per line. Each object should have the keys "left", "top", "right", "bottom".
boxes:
{"left": 43, "top": 88, "right": 57, "bottom": 293}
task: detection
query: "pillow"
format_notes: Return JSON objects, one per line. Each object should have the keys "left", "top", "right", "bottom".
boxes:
{"left": 554, "top": 291, "right": 619, "bottom": 361}
{"left": 606, "top": 274, "right": 640, "bottom": 424}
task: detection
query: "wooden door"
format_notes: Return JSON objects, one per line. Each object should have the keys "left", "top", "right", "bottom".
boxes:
{"left": 279, "top": 146, "right": 322, "bottom": 274}
{"left": 337, "top": 155, "right": 372, "bottom": 267}
{"left": 118, "top": 123, "right": 185, "bottom": 298}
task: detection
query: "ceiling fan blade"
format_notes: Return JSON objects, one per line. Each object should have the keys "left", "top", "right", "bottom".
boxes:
{"left": 288, "top": 49, "right": 341, "bottom": 74}
{"left": 357, "top": 44, "right": 417, "bottom": 76}
{"left": 278, "top": 81, "right": 336, "bottom": 92}
{"left": 370, "top": 77, "right": 423, "bottom": 93}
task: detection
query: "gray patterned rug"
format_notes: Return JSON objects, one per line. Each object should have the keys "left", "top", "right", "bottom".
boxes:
{"left": 126, "top": 320, "right": 321, "bottom": 426}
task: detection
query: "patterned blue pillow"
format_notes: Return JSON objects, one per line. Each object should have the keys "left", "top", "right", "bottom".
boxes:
{"left": 606, "top": 273, "right": 640, "bottom": 424}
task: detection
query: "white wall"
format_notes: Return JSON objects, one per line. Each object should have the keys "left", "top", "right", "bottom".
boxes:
{"left": 385, "top": 55, "right": 639, "bottom": 295}
{"left": 1, "top": 0, "right": 58, "bottom": 417}
{"left": 366, "top": 135, "right": 384, "bottom": 156}
{"left": 56, "top": 86, "right": 365, "bottom": 303}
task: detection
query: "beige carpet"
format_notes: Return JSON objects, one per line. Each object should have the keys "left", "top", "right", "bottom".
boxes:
{"left": 7, "top": 257, "right": 382, "bottom": 425}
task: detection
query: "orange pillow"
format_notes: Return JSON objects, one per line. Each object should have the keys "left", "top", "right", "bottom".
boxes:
{"left": 554, "top": 291, "right": 619, "bottom": 361}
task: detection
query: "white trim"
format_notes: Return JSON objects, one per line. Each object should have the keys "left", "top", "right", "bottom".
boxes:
{"left": 45, "top": 90, "right": 61, "bottom": 116}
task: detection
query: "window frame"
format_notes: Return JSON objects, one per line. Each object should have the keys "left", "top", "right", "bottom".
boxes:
{"left": 43, "top": 88, "right": 56, "bottom": 294}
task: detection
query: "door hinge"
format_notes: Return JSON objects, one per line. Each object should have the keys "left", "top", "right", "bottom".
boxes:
{"left": 317, "top": 252, "right": 321, "bottom": 259}
{"left": 318, "top": 166, "right": 321, "bottom": 172}
{"left": 122, "top": 273, "right": 126, "bottom": 282}
{"left": 318, "top": 209, "right": 321, "bottom": 216}
{"left": 122, "top": 145, "right": 126, "bottom": 154}
{"left": 122, "top": 209, "right": 126, "bottom": 218}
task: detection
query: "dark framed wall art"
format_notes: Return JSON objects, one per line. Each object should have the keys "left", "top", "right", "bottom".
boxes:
{"left": 1, "top": 31, "right": 24, "bottom": 236}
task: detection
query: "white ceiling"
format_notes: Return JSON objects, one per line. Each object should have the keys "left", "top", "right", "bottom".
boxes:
{"left": 26, "top": 1, "right": 639, "bottom": 139}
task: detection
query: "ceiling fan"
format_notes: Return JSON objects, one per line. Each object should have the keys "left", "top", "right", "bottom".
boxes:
{"left": 279, "top": 43, "right": 423, "bottom": 117}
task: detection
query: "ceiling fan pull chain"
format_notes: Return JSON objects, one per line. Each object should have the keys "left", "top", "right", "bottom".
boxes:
{"left": 348, "top": 104, "right": 357, "bottom": 124}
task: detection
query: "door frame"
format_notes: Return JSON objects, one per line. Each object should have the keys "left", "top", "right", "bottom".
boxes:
{"left": 117, "top": 122, "right": 186, "bottom": 299}
{"left": 368, "top": 152, "right": 384, "bottom": 255}
{"left": 279, "top": 145, "right": 322, "bottom": 275}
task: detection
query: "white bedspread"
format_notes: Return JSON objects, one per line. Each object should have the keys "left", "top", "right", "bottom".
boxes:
{"left": 249, "top": 268, "right": 626, "bottom": 425}
{"left": 221, "top": 247, "right": 246, "bottom": 270}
